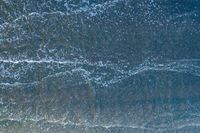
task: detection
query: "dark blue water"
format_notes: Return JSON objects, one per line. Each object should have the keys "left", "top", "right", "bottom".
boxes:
{"left": 0, "top": 0, "right": 200, "bottom": 132}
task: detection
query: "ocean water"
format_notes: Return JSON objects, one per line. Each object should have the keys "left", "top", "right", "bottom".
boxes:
{"left": 0, "top": 0, "right": 200, "bottom": 133}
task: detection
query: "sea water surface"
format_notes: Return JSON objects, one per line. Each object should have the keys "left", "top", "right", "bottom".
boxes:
{"left": 0, "top": 0, "right": 200, "bottom": 133}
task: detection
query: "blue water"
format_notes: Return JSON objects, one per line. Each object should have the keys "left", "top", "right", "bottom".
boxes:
{"left": 0, "top": 0, "right": 200, "bottom": 132}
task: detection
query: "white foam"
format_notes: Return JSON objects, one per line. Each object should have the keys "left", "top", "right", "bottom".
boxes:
{"left": 0, "top": 58, "right": 200, "bottom": 87}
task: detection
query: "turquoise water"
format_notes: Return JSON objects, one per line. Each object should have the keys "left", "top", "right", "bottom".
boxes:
{"left": 0, "top": 0, "right": 200, "bottom": 132}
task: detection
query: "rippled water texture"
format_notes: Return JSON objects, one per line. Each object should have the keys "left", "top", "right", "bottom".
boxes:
{"left": 0, "top": 0, "right": 200, "bottom": 133}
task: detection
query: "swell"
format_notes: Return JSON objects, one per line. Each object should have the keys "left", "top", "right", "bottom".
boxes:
{"left": 0, "top": 117, "right": 152, "bottom": 130}
{"left": 0, "top": 58, "right": 200, "bottom": 87}
{"left": 1, "top": 117, "right": 200, "bottom": 132}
